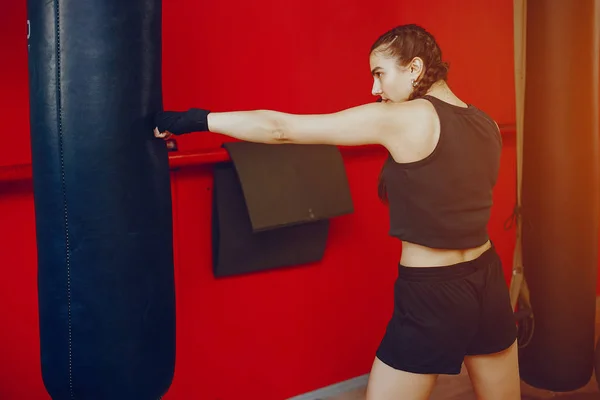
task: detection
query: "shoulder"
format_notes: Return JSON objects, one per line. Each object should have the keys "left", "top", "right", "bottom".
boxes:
{"left": 378, "top": 98, "right": 440, "bottom": 159}
{"left": 378, "top": 98, "right": 438, "bottom": 134}
{"left": 469, "top": 106, "right": 503, "bottom": 146}
{"left": 378, "top": 98, "right": 437, "bottom": 124}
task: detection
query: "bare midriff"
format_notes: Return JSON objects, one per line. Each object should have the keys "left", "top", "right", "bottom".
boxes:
{"left": 399, "top": 239, "right": 492, "bottom": 268}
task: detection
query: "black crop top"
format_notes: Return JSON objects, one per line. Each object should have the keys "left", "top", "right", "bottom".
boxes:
{"left": 381, "top": 95, "right": 503, "bottom": 249}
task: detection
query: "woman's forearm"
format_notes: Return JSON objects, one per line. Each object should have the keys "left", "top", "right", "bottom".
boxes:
{"left": 207, "top": 110, "right": 290, "bottom": 144}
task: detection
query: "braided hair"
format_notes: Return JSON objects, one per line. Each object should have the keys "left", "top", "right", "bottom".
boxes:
{"left": 370, "top": 24, "right": 450, "bottom": 202}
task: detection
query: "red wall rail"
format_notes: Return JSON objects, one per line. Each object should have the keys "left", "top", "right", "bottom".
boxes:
{"left": 0, "top": 126, "right": 515, "bottom": 184}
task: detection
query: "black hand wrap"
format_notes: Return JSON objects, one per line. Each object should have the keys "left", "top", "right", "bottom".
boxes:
{"left": 155, "top": 108, "right": 210, "bottom": 135}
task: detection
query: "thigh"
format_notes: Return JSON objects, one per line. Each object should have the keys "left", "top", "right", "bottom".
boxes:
{"left": 464, "top": 339, "right": 521, "bottom": 400}
{"left": 366, "top": 356, "right": 438, "bottom": 400}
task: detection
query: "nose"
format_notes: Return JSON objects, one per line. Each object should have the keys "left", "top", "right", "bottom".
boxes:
{"left": 372, "top": 80, "right": 382, "bottom": 97}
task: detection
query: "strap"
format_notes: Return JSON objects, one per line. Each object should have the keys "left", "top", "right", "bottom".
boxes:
{"left": 509, "top": 0, "right": 528, "bottom": 311}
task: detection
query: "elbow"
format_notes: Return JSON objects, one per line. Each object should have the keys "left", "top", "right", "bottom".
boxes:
{"left": 272, "top": 129, "right": 292, "bottom": 143}
{"left": 264, "top": 110, "right": 293, "bottom": 143}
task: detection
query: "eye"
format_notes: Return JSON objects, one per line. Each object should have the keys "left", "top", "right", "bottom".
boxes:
{"left": 375, "top": 72, "right": 383, "bottom": 78}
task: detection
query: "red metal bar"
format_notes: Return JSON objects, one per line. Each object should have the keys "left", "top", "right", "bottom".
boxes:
{"left": 169, "top": 148, "right": 230, "bottom": 169}
{"left": 0, "top": 164, "right": 32, "bottom": 183}
{"left": 499, "top": 124, "right": 516, "bottom": 135}
{"left": 0, "top": 125, "right": 516, "bottom": 183}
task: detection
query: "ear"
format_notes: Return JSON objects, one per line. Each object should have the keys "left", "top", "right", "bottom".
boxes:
{"left": 409, "top": 57, "right": 425, "bottom": 79}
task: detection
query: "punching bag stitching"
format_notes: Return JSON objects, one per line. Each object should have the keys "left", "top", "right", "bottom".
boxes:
{"left": 53, "top": 1, "right": 75, "bottom": 398}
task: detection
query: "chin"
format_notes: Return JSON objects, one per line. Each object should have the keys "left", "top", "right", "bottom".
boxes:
{"left": 388, "top": 95, "right": 410, "bottom": 103}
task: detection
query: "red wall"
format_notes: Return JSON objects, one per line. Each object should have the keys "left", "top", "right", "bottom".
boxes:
{"left": 0, "top": 1, "right": 558, "bottom": 399}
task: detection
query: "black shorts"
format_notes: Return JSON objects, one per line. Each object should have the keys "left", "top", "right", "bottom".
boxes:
{"left": 376, "top": 244, "right": 517, "bottom": 375}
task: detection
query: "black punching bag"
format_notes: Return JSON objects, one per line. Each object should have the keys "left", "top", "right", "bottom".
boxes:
{"left": 27, "top": 1, "right": 176, "bottom": 399}
{"left": 519, "top": 0, "right": 599, "bottom": 392}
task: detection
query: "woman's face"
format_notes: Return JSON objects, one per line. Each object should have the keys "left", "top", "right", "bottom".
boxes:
{"left": 369, "top": 51, "right": 421, "bottom": 103}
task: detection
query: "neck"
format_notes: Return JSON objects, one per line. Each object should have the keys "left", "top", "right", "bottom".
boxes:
{"left": 425, "top": 80, "right": 468, "bottom": 108}
{"left": 425, "top": 80, "right": 450, "bottom": 96}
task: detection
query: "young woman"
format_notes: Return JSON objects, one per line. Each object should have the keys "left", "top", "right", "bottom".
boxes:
{"left": 154, "top": 24, "right": 521, "bottom": 400}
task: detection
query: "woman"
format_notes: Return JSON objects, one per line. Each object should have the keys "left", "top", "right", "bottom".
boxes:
{"left": 154, "top": 24, "right": 520, "bottom": 400}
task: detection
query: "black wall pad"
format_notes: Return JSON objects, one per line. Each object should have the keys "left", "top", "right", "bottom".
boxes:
{"left": 222, "top": 142, "right": 354, "bottom": 231}
{"left": 27, "top": 1, "right": 175, "bottom": 398}
{"left": 212, "top": 162, "right": 330, "bottom": 277}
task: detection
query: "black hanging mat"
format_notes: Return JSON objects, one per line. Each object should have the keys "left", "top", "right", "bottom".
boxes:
{"left": 212, "top": 142, "right": 354, "bottom": 277}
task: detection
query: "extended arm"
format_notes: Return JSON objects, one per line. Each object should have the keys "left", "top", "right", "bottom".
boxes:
{"left": 207, "top": 103, "right": 406, "bottom": 146}
{"left": 155, "top": 101, "right": 430, "bottom": 148}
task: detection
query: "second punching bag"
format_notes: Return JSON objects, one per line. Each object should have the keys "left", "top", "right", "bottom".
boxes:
{"left": 27, "top": 1, "right": 176, "bottom": 399}
{"left": 519, "top": 0, "right": 599, "bottom": 392}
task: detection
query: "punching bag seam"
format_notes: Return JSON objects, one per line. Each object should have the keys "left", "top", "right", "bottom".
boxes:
{"left": 53, "top": 1, "right": 75, "bottom": 398}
